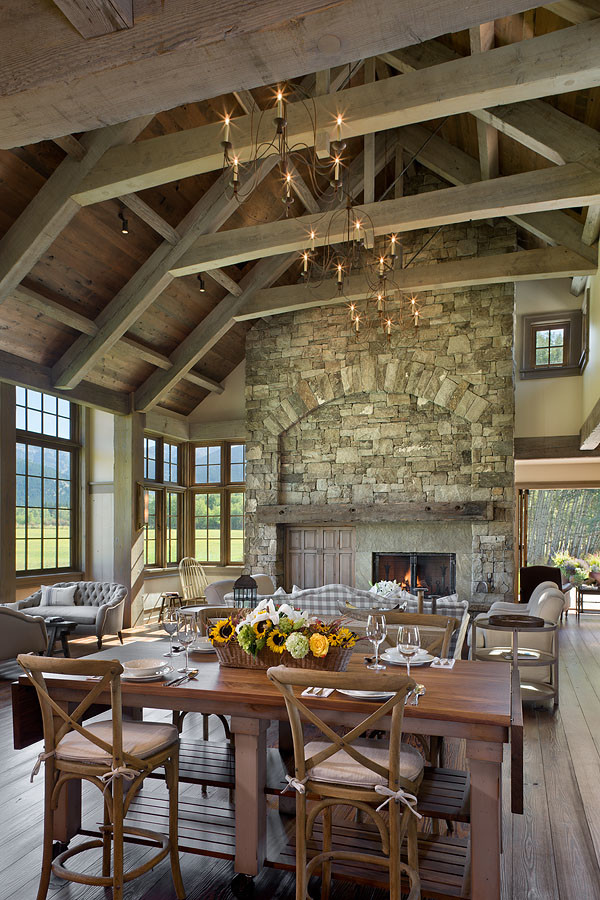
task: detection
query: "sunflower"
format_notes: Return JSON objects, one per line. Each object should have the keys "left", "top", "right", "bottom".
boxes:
{"left": 252, "top": 619, "right": 272, "bottom": 638}
{"left": 266, "top": 628, "right": 287, "bottom": 653}
{"left": 333, "top": 627, "right": 356, "bottom": 647}
{"left": 210, "top": 619, "right": 235, "bottom": 643}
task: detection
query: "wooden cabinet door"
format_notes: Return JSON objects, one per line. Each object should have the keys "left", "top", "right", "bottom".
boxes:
{"left": 285, "top": 526, "right": 355, "bottom": 590}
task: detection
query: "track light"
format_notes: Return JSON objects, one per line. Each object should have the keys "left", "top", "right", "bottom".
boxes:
{"left": 197, "top": 275, "right": 206, "bottom": 292}
{"left": 118, "top": 210, "right": 128, "bottom": 235}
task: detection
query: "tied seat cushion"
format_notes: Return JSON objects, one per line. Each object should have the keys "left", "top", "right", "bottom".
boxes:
{"left": 304, "top": 740, "right": 423, "bottom": 787}
{"left": 56, "top": 721, "right": 178, "bottom": 765}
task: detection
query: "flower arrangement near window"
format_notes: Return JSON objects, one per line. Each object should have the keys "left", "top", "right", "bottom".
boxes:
{"left": 552, "top": 552, "right": 600, "bottom": 586}
{"left": 208, "top": 599, "right": 358, "bottom": 670}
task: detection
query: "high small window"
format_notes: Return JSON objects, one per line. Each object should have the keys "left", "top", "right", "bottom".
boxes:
{"left": 195, "top": 444, "right": 221, "bottom": 484}
{"left": 164, "top": 442, "right": 179, "bottom": 483}
{"left": 144, "top": 437, "right": 157, "bottom": 480}
{"left": 16, "top": 389, "right": 79, "bottom": 574}
{"left": 521, "top": 309, "right": 586, "bottom": 380}
{"left": 230, "top": 444, "right": 246, "bottom": 482}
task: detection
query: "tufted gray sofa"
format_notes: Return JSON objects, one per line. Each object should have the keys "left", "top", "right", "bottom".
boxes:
{"left": 16, "top": 581, "right": 127, "bottom": 649}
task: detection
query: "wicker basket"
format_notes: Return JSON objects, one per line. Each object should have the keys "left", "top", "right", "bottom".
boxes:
{"left": 213, "top": 640, "right": 353, "bottom": 671}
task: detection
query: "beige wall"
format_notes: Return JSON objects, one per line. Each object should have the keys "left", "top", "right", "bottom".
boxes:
{"left": 514, "top": 278, "right": 583, "bottom": 438}
{"left": 188, "top": 361, "right": 246, "bottom": 423}
{"left": 583, "top": 273, "right": 600, "bottom": 423}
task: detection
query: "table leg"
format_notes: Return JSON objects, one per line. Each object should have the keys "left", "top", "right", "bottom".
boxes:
{"left": 60, "top": 631, "right": 71, "bottom": 658}
{"left": 230, "top": 716, "right": 268, "bottom": 876}
{"left": 466, "top": 740, "right": 503, "bottom": 900}
{"left": 44, "top": 626, "right": 57, "bottom": 657}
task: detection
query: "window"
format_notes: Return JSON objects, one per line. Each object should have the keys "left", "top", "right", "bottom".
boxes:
{"left": 521, "top": 309, "right": 586, "bottom": 379}
{"left": 16, "top": 388, "right": 79, "bottom": 574}
{"left": 142, "top": 435, "right": 184, "bottom": 567}
{"left": 192, "top": 442, "right": 246, "bottom": 566}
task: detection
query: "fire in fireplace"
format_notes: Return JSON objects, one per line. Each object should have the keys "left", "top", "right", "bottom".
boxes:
{"left": 372, "top": 552, "right": 456, "bottom": 598}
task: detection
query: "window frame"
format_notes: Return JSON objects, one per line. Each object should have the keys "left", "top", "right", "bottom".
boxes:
{"left": 142, "top": 435, "right": 185, "bottom": 569}
{"left": 520, "top": 309, "right": 586, "bottom": 380}
{"left": 16, "top": 395, "right": 80, "bottom": 576}
{"left": 190, "top": 441, "right": 246, "bottom": 567}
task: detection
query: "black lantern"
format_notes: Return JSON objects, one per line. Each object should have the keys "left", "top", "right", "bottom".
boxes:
{"left": 233, "top": 574, "right": 258, "bottom": 608}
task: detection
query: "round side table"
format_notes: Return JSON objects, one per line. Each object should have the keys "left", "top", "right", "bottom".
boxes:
{"left": 472, "top": 615, "right": 559, "bottom": 708}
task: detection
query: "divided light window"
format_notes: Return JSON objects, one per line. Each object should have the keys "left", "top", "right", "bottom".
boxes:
{"left": 193, "top": 442, "right": 246, "bottom": 566}
{"left": 15, "top": 388, "right": 79, "bottom": 574}
{"left": 143, "top": 436, "right": 183, "bottom": 568}
{"left": 521, "top": 309, "right": 586, "bottom": 380}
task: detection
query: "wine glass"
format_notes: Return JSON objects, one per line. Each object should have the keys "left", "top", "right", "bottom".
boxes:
{"left": 366, "top": 614, "right": 387, "bottom": 670}
{"left": 162, "top": 609, "right": 178, "bottom": 657}
{"left": 177, "top": 614, "right": 195, "bottom": 673}
{"left": 397, "top": 625, "right": 421, "bottom": 678}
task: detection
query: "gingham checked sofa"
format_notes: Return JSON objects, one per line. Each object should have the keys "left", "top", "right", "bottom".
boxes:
{"left": 15, "top": 581, "right": 127, "bottom": 649}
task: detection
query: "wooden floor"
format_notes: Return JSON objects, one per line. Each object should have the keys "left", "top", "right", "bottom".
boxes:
{"left": 1, "top": 616, "right": 600, "bottom": 900}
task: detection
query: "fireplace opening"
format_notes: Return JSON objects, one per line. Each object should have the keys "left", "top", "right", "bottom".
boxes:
{"left": 372, "top": 552, "right": 456, "bottom": 598}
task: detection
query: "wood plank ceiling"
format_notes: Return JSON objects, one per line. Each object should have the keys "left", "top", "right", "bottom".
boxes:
{"left": 0, "top": 2, "right": 599, "bottom": 417}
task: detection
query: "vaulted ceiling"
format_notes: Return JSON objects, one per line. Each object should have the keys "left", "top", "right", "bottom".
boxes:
{"left": 0, "top": 1, "right": 599, "bottom": 418}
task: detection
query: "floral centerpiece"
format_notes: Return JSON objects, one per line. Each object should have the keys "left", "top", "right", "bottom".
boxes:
{"left": 369, "top": 579, "right": 405, "bottom": 598}
{"left": 208, "top": 599, "right": 358, "bottom": 670}
{"left": 552, "top": 551, "right": 600, "bottom": 586}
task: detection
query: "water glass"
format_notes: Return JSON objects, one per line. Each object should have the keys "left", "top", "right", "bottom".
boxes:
{"left": 366, "top": 614, "right": 387, "bottom": 670}
{"left": 162, "top": 609, "right": 178, "bottom": 657}
{"left": 177, "top": 614, "right": 195, "bottom": 673}
{"left": 397, "top": 625, "right": 421, "bottom": 678}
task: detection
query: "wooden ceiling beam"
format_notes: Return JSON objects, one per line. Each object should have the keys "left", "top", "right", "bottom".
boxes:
{"left": 382, "top": 40, "right": 600, "bottom": 167}
{"left": 133, "top": 145, "right": 388, "bottom": 412}
{"left": 169, "top": 161, "right": 600, "bottom": 276}
{"left": 52, "top": 134, "right": 86, "bottom": 160}
{"left": 469, "top": 23, "right": 499, "bottom": 181}
{"left": 0, "top": 0, "right": 537, "bottom": 149}
{"left": 73, "top": 19, "right": 600, "bottom": 205}
{"left": 0, "top": 349, "right": 129, "bottom": 415}
{"left": 118, "top": 194, "right": 180, "bottom": 245}
{"left": 582, "top": 205, "right": 600, "bottom": 244}
{"left": 204, "top": 269, "right": 243, "bottom": 297}
{"left": 233, "top": 246, "right": 596, "bottom": 321}
{"left": 52, "top": 156, "right": 279, "bottom": 390}
{"left": 398, "top": 123, "right": 597, "bottom": 264}
{"left": 52, "top": 0, "right": 133, "bottom": 38}
{"left": 545, "top": 1, "right": 600, "bottom": 23}
{"left": 0, "top": 116, "right": 151, "bottom": 307}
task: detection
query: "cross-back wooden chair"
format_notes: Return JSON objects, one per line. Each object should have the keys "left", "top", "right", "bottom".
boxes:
{"left": 349, "top": 611, "right": 459, "bottom": 658}
{"left": 178, "top": 556, "right": 208, "bottom": 604}
{"left": 267, "top": 665, "right": 423, "bottom": 900}
{"left": 17, "top": 654, "right": 185, "bottom": 900}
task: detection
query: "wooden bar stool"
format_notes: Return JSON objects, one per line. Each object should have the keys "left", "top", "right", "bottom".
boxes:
{"left": 17, "top": 654, "right": 185, "bottom": 900}
{"left": 267, "top": 666, "right": 422, "bottom": 900}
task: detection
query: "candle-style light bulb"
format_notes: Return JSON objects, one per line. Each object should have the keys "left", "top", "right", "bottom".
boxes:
{"left": 355, "top": 315, "right": 360, "bottom": 333}
{"left": 224, "top": 115, "right": 230, "bottom": 144}
{"left": 385, "top": 318, "right": 392, "bottom": 336}
{"left": 379, "top": 256, "right": 385, "bottom": 276}
{"left": 377, "top": 293, "right": 383, "bottom": 311}
{"left": 349, "top": 303, "right": 356, "bottom": 318}
{"left": 285, "top": 172, "right": 292, "bottom": 198}
{"left": 334, "top": 156, "right": 340, "bottom": 182}
{"left": 310, "top": 230, "right": 315, "bottom": 251}
{"left": 232, "top": 157, "right": 239, "bottom": 192}
{"left": 336, "top": 114, "right": 343, "bottom": 142}
{"left": 390, "top": 234, "right": 397, "bottom": 257}
{"left": 302, "top": 251, "right": 309, "bottom": 273}
{"left": 337, "top": 263, "right": 343, "bottom": 283}
{"left": 277, "top": 90, "right": 284, "bottom": 118}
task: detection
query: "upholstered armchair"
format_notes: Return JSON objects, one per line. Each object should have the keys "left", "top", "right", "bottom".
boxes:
{"left": 0, "top": 606, "right": 47, "bottom": 659}
{"left": 16, "top": 581, "right": 127, "bottom": 649}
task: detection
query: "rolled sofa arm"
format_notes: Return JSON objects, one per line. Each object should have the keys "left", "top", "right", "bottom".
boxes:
{"left": 0, "top": 607, "right": 47, "bottom": 657}
{"left": 95, "top": 596, "right": 126, "bottom": 640}
{"left": 15, "top": 589, "right": 42, "bottom": 611}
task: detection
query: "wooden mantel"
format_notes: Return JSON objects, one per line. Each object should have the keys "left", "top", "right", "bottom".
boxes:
{"left": 256, "top": 501, "right": 492, "bottom": 525}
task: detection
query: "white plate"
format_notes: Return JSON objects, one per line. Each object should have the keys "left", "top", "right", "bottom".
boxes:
{"left": 191, "top": 645, "right": 216, "bottom": 654}
{"left": 337, "top": 689, "right": 396, "bottom": 700}
{"left": 380, "top": 651, "right": 433, "bottom": 667}
{"left": 123, "top": 657, "right": 168, "bottom": 677}
{"left": 122, "top": 665, "right": 173, "bottom": 682}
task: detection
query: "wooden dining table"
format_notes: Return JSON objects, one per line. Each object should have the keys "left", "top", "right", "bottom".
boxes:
{"left": 12, "top": 639, "right": 517, "bottom": 900}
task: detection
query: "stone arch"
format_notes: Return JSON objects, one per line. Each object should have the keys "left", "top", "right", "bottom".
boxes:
{"left": 261, "top": 359, "right": 491, "bottom": 438}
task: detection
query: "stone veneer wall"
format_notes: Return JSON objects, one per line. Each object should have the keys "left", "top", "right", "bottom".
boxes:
{"left": 245, "top": 174, "right": 516, "bottom": 604}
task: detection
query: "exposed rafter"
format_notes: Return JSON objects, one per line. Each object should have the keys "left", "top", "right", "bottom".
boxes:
{"left": 72, "top": 19, "right": 600, "bottom": 205}
{"left": 169, "top": 162, "right": 600, "bottom": 276}
{"left": 0, "top": 116, "right": 151, "bottom": 306}
{"left": 51, "top": 157, "right": 279, "bottom": 390}
{"left": 233, "top": 247, "right": 596, "bottom": 321}
{"left": 469, "top": 22, "right": 499, "bottom": 181}
{"left": 0, "top": 0, "right": 539, "bottom": 148}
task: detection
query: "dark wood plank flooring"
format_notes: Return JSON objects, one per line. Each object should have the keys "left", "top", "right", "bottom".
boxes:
{"left": 1, "top": 617, "right": 600, "bottom": 900}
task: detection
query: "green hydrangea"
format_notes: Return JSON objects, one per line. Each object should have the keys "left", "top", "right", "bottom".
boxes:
{"left": 292, "top": 617, "right": 306, "bottom": 630}
{"left": 237, "top": 624, "right": 256, "bottom": 654}
{"left": 278, "top": 616, "right": 294, "bottom": 635}
{"left": 285, "top": 632, "right": 309, "bottom": 659}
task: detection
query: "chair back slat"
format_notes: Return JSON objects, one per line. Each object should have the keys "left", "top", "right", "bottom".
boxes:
{"left": 179, "top": 557, "right": 208, "bottom": 601}
{"left": 268, "top": 666, "right": 415, "bottom": 791}
{"left": 355, "top": 612, "right": 459, "bottom": 658}
{"left": 17, "top": 654, "right": 145, "bottom": 770}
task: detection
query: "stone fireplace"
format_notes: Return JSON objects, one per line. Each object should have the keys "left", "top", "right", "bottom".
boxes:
{"left": 244, "top": 175, "right": 516, "bottom": 607}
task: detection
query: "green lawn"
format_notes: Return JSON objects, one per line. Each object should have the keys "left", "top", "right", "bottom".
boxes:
{"left": 16, "top": 525, "right": 71, "bottom": 570}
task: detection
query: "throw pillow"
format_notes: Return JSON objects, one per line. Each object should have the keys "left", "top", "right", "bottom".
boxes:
{"left": 40, "top": 584, "right": 77, "bottom": 607}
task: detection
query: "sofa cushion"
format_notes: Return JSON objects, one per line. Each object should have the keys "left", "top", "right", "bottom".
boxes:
{"left": 29, "top": 606, "right": 97, "bottom": 624}
{"left": 40, "top": 584, "right": 77, "bottom": 607}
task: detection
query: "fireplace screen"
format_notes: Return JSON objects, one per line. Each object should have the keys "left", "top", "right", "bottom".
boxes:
{"left": 372, "top": 552, "right": 456, "bottom": 598}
